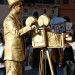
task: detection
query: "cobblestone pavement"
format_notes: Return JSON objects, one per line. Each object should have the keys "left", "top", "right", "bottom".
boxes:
{"left": 23, "top": 66, "right": 63, "bottom": 75}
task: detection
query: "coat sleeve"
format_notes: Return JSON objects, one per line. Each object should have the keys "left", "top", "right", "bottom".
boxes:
{"left": 19, "top": 26, "right": 31, "bottom": 36}
{"left": 5, "top": 18, "right": 31, "bottom": 37}
{"left": 5, "top": 18, "right": 20, "bottom": 37}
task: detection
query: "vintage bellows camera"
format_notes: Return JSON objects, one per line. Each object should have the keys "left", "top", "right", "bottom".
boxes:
{"left": 31, "top": 15, "right": 65, "bottom": 48}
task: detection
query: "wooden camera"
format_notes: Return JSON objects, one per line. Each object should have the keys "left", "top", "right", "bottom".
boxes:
{"left": 31, "top": 15, "right": 66, "bottom": 48}
{"left": 32, "top": 27, "right": 65, "bottom": 48}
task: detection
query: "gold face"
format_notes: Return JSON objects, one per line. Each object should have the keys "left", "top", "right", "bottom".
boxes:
{"left": 14, "top": 2, "right": 24, "bottom": 14}
{"left": 18, "top": 2, "right": 24, "bottom": 12}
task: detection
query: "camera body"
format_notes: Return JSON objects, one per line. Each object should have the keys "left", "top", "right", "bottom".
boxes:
{"left": 32, "top": 27, "right": 65, "bottom": 48}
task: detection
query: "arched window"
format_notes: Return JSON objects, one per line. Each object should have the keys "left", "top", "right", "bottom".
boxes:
{"left": 33, "top": 11, "right": 39, "bottom": 19}
{"left": 63, "top": 0, "right": 69, "bottom": 4}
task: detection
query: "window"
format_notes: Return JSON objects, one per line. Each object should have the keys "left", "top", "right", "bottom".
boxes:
{"left": 43, "top": 9, "right": 47, "bottom": 14}
{"left": 52, "top": 9, "right": 55, "bottom": 14}
{"left": 33, "top": 11, "right": 39, "bottom": 19}
{"left": 24, "top": 8, "right": 28, "bottom": 14}
{"left": 63, "top": 0, "right": 69, "bottom": 4}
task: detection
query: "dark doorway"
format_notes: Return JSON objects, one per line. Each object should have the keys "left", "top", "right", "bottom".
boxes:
{"left": 33, "top": 11, "right": 39, "bottom": 19}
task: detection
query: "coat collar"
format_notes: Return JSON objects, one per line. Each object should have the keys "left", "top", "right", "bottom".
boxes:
{"left": 9, "top": 11, "right": 22, "bottom": 25}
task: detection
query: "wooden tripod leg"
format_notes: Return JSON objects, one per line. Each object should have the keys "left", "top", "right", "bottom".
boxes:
{"left": 39, "top": 50, "right": 44, "bottom": 75}
{"left": 46, "top": 50, "right": 55, "bottom": 75}
{"left": 41, "top": 50, "right": 44, "bottom": 75}
{"left": 44, "top": 52, "right": 46, "bottom": 75}
{"left": 39, "top": 50, "right": 42, "bottom": 75}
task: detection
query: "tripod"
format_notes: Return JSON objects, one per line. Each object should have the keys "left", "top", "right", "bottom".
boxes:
{"left": 39, "top": 48, "right": 54, "bottom": 75}
{"left": 32, "top": 27, "right": 55, "bottom": 75}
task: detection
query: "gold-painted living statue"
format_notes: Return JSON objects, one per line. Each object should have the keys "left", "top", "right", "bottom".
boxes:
{"left": 3, "top": 0, "right": 37, "bottom": 75}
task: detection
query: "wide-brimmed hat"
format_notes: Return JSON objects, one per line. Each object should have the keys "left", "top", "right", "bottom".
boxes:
{"left": 7, "top": 0, "right": 23, "bottom": 8}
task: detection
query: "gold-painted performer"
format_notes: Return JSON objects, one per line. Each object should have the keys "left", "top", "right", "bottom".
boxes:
{"left": 3, "top": 0, "right": 37, "bottom": 75}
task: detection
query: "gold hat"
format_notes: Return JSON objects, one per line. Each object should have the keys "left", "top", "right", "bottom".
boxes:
{"left": 38, "top": 14, "right": 50, "bottom": 27}
{"left": 7, "top": 0, "right": 23, "bottom": 8}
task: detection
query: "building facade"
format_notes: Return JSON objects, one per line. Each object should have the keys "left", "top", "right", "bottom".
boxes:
{"left": 22, "top": 0, "right": 60, "bottom": 25}
{"left": 59, "top": 0, "right": 75, "bottom": 22}
{"left": 0, "top": 0, "right": 60, "bottom": 26}
{"left": 22, "top": 3, "right": 59, "bottom": 25}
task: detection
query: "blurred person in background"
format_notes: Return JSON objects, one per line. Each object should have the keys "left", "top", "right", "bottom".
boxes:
{"left": 69, "top": 39, "right": 75, "bottom": 75}
{"left": 51, "top": 48, "right": 63, "bottom": 75}
{"left": 0, "top": 32, "right": 5, "bottom": 75}
{"left": 63, "top": 43, "right": 74, "bottom": 75}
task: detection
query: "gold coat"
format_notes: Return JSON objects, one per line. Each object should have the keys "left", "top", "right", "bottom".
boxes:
{"left": 3, "top": 11, "right": 31, "bottom": 61}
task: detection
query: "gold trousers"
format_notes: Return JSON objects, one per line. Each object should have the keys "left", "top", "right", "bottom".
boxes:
{"left": 5, "top": 60, "right": 22, "bottom": 75}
